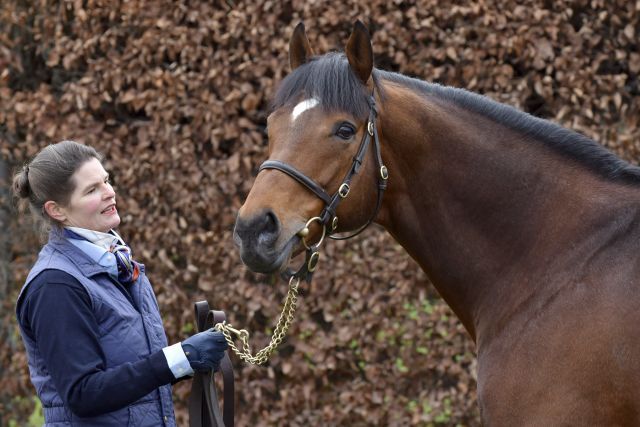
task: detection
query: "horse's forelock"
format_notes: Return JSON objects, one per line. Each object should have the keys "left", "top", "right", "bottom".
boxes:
{"left": 271, "top": 52, "right": 374, "bottom": 120}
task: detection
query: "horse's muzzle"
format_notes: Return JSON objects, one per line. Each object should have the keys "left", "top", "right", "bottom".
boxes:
{"left": 233, "top": 209, "right": 293, "bottom": 273}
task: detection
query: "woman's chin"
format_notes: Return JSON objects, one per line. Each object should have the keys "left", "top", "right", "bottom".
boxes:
{"left": 109, "top": 216, "right": 121, "bottom": 230}
{"left": 99, "top": 214, "right": 121, "bottom": 232}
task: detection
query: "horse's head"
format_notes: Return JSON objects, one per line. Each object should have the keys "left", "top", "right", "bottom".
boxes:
{"left": 234, "top": 21, "right": 386, "bottom": 274}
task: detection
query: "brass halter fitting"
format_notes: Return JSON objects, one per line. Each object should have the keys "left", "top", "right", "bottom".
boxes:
{"left": 380, "top": 165, "right": 389, "bottom": 180}
{"left": 307, "top": 251, "right": 320, "bottom": 272}
{"left": 297, "top": 216, "right": 326, "bottom": 250}
{"left": 338, "top": 183, "right": 350, "bottom": 198}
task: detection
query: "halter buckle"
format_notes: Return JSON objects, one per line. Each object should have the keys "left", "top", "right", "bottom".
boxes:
{"left": 367, "top": 121, "right": 374, "bottom": 136}
{"left": 380, "top": 165, "right": 389, "bottom": 180}
{"left": 331, "top": 216, "right": 339, "bottom": 231}
{"left": 307, "top": 251, "right": 320, "bottom": 272}
{"left": 338, "top": 183, "right": 350, "bottom": 198}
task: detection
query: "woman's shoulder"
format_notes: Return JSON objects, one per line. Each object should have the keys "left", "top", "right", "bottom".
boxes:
{"left": 30, "top": 268, "right": 84, "bottom": 290}
{"left": 17, "top": 269, "right": 92, "bottom": 329}
{"left": 19, "top": 269, "right": 88, "bottom": 311}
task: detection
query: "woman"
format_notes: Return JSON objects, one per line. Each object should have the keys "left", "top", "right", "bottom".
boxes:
{"left": 14, "top": 140, "right": 227, "bottom": 426}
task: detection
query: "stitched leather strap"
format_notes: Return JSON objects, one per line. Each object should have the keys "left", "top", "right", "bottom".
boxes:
{"left": 189, "top": 301, "right": 235, "bottom": 427}
{"left": 259, "top": 160, "right": 332, "bottom": 205}
{"left": 211, "top": 310, "right": 235, "bottom": 427}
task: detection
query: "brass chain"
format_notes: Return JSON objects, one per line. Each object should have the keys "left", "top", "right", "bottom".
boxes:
{"left": 213, "top": 276, "right": 300, "bottom": 365}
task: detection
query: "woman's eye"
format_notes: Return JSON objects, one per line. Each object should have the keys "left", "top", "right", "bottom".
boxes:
{"left": 335, "top": 123, "right": 356, "bottom": 140}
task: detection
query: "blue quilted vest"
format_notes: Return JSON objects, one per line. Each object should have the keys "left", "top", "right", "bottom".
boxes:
{"left": 16, "top": 229, "right": 176, "bottom": 426}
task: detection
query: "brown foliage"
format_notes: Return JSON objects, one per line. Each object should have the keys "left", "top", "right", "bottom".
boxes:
{"left": 1, "top": 0, "right": 638, "bottom": 425}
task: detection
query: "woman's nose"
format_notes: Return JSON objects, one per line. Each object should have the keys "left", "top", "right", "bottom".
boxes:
{"left": 103, "top": 183, "right": 116, "bottom": 198}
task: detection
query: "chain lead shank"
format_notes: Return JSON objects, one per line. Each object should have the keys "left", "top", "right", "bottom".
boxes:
{"left": 214, "top": 277, "right": 300, "bottom": 365}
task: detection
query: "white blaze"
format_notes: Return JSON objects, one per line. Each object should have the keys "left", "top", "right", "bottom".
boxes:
{"left": 291, "top": 98, "right": 320, "bottom": 122}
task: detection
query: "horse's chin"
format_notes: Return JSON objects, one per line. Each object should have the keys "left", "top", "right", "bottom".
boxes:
{"left": 239, "top": 234, "right": 300, "bottom": 275}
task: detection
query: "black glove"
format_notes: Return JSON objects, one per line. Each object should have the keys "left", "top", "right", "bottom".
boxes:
{"left": 181, "top": 329, "right": 228, "bottom": 372}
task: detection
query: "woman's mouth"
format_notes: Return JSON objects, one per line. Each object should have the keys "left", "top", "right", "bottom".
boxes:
{"left": 101, "top": 205, "right": 117, "bottom": 215}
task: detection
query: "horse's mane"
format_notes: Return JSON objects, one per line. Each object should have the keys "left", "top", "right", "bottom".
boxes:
{"left": 272, "top": 52, "right": 640, "bottom": 184}
{"left": 378, "top": 70, "right": 640, "bottom": 184}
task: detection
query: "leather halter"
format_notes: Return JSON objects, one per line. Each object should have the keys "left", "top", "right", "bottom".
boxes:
{"left": 258, "top": 91, "right": 388, "bottom": 282}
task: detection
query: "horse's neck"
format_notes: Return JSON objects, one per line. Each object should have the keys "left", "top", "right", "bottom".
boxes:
{"left": 376, "top": 82, "right": 639, "bottom": 342}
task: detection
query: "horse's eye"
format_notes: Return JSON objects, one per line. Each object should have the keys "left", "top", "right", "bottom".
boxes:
{"left": 335, "top": 123, "right": 356, "bottom": 140}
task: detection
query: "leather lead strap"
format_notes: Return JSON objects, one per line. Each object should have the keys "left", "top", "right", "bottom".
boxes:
{"left": 212, "top": 310, "right": 235, "bottom": 427}
{"left": 189, "top": 301, "right": 235, "bottom": 427}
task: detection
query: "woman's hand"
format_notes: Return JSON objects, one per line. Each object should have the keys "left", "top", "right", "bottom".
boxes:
{"left": 181, "top": 329, "right": 228, "bottom": 372}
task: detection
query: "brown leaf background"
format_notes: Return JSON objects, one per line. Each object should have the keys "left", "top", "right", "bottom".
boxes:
{"left": 1, "top": 0, "right": 638, "bottom": 425}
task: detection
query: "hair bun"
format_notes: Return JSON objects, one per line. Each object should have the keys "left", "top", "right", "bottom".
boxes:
{"left": 13, "top": 166, "right": 32, "bottom": 199}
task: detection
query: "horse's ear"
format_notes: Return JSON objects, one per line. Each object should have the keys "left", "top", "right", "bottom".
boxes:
{"left": 345, "top": 20, "right": 373, "bottom": 84}
{"left": 289, "top": 22, "right": 313, "bottom": 71}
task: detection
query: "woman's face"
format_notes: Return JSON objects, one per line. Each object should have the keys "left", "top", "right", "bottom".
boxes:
{"left": 61, "top": 157, "right": 121, "bottom": 232}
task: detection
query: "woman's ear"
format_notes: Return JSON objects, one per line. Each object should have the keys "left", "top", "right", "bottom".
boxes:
{"left": 44, "top": 201, "right": 67, "bottom": 223}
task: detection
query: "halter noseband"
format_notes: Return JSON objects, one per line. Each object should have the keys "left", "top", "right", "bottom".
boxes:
{"left": 258, "top": 91, "right": 388, "bottom": 282}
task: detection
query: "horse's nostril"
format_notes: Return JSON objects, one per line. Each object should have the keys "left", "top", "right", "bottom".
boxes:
{"left": 235, "top": 209, "right": 281, "bottom": 247}
{"left": 257, "top": 210, "right": 280, "bottom": 246}
{"left": 264, "top": 210, "right": 279, "bottom": 234}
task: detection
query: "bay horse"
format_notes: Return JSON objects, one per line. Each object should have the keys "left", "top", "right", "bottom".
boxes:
{"left": 233, "top": 21, "right": 640, "bottom": 425}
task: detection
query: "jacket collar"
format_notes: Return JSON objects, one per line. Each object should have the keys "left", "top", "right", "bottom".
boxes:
{"left": 47, "top": 227, "right": 114, "bottom": 278}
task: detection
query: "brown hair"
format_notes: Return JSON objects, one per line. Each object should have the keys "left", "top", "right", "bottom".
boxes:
{"left": 12, "top": 140, "right": 102, "bottom": 231}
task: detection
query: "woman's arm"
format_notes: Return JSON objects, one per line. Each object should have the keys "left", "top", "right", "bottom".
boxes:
{"left": 18, "top": 270, "right": 175, "bottom": 417}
